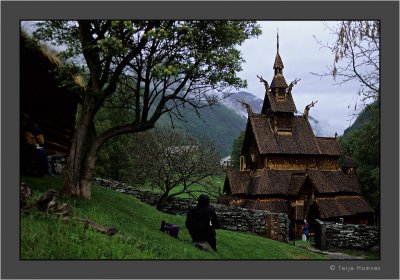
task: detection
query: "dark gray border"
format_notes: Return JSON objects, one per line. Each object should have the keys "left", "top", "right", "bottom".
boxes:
{"left": 1, "top": 1, "right": 399, "bottom": 279}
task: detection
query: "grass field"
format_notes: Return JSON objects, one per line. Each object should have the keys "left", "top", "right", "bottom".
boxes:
{"left": 21, "top": 175, "right": 328, "bottom": 260}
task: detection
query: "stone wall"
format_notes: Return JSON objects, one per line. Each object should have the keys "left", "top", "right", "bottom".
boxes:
{"left": 315, "top": 219, "right": 380, "bottom": 251}
{"left": 93, "top": 178, "right": 289, "bottom": 242}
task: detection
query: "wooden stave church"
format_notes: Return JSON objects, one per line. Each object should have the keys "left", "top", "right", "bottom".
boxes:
{"left": 220, "top": 35, "right": 374, "bottom": 226}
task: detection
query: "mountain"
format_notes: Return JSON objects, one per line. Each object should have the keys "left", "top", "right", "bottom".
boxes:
{"left": 221, "top": 91, "right": 263, "bottom": 118}
{"left": 158, "top": 91, "right": 328, "bottom": 158}
{"left": 157, "top": 103, "right": 247, "bottom": 157}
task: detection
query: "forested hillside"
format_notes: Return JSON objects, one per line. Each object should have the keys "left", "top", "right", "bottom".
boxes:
{"left": 338, "top": 101, "right": 380, "bottom": 212}
{"left": 157, "top": 104, "right": 247, "bottom": 157}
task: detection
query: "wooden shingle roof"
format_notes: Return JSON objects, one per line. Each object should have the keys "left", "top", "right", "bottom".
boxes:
{"left": 316, "top": 196, "right": 374, "bottom": 218}
{"left": 308, "top": 170, "right": 363, "bottom": 194}
{"left": 315, "top": 137, "right": 341, "bottom": 156}
{"left": 270, "top": 74, "right": 288, "bottom": 89}
{"left": 250, "top": 115, "right": 320, "bottom": 155}
{"left": 288, "top": 173, "right": 307, "bottom": 195}
{"left": 226, "top": 169, "right": 363, "bottom": 196}
{"left": 243, "top": 198, "right": 289, "bottom": 213}
{"left": 265, "top": 88, "right": 296, "bottom": 113}
{"left": 273, "top": 53, "right": 284, "bottom": 69}
{"left": 224, "top": 170, "right": 251, "bottom": 195}
{"left": 256, "top": 170, "right": 293, "bottom": 195}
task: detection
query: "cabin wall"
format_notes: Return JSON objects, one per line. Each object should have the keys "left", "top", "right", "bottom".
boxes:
{"left": 21, "top": 36, "right": 79, "bottom": 156}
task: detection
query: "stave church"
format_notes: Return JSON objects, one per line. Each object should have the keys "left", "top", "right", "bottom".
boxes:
{"left": 220, "top": 34, "right": 374, "bottom": 227}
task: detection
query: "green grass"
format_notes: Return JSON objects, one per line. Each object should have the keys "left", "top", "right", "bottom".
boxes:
{"left": 130, "top": 175, "right": 224, "bottom": 202}
{"left": 21, "top": 175, "right": 327, "bottom": 260}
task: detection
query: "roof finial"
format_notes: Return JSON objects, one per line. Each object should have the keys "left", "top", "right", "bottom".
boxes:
{"left": 277, "top": 28, "right": 279, "bottom": 53}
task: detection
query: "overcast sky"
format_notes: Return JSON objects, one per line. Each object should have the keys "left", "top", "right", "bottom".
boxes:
{"left": 22, "top": 20, "right": 372, "bottom": 137}
{"left": 236, "top": 21, "right": 370, "bottom": 137}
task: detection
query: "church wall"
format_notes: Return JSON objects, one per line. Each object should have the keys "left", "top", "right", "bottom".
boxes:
{"left": 265, "top": 155, "right": 317, "bottom": 170}
{"left": 265, "top": 155, "right": 339, "bottom": 171}
{"left": 241, "top": 129, "right": 263, "bottom": 170}
{"left": 316, "top": 156, "right": 339, "bottom": 170}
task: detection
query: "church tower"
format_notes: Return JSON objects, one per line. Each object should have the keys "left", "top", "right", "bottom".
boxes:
{"left": 261, "top": 32, "right": 297, "bottom": 134}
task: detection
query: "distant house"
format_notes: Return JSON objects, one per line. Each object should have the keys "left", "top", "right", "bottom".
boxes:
{"left": 220, "top": 34, "right": 374, "bottom": 228}
{"left": 220, "top": 156, "right": 232, "bottom": 167}
{"left": 20, "top": 33, "right": 81, "bottom": 156}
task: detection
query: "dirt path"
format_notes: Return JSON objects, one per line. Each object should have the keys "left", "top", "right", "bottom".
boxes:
{"left": 304, "top": 246, "right": 365, "bottom": 260}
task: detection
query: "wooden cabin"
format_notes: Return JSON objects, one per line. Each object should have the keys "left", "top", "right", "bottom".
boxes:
{"left": 220, "top": 34, "right": 374, "bottom": 228}
{"left": 20, "top": 33, "right": 80, "bottom": 156}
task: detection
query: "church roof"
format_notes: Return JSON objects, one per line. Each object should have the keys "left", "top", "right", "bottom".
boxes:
{"left": 315, "top": 137, "right": 341, "bottom": 155}
{"left": 243, "top": 199, "right": 289, "bottom": 213}
{"left": 316, "top": 196, "right": 374, "bottom": 218}
{"left": 273, "top": 53, "right": 284, "bottom": 69}
{"left": 248, "top": 115, "right": 341, "bottom": 156}
{"left": 307, "top": 170, "right": 363, "bottom": 194}
{"left": 264, "top": 86, "right": 296, "bottom": 112}
{"left": 224, "top": 170, "right": 251, "bottom": 195}
{"left": 270, "top": 73, "right": 289, "bottom": 89}
{"left": 225, "top": 169, "right": 363, "bottom": 196}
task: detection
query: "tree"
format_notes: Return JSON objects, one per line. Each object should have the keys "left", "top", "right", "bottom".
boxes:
{"left": 230, "top": 131, "right": 245, "bottom": 170}
{"left": 338, "top": 101, "right": 380, "bottom": 210}
{"left": 94, "top": 105, "right": 131, "bottom": 181}
{"left": 32, "top": 20, "right": 261, "bottom": 198}
{"left": 313, "top": 21, "right": 380, "bottom": 111}
{"left": 314, "top": 21, "right": 380, "bottom": 212}
{"left": 128, "top": 128, "right": 222, "bottom": 209}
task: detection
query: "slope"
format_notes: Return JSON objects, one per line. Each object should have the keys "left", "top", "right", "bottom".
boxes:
{"left": 21, "top": 176, "right": 326, "bottom": 260}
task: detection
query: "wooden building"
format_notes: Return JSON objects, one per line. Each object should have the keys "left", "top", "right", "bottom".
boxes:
{"left": 220, "top": 35, "right": 374, "bottom": 227}
{"left": 20, "top": 33, "right": 80, "bottom": 156}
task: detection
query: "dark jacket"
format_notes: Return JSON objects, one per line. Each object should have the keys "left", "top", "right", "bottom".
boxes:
{"left": 185, "top": 194, "right": 221, "bottom": 250}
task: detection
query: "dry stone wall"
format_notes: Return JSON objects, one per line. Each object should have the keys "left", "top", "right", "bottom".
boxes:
{"left": 315, "top": 219, "right": 379, "bottom": 251}
{"left": 93, "top": 178, "right": 289, "bottom": 242}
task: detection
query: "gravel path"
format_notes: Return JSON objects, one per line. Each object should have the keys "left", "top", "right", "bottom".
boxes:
{"left": 304, "top": 246, "right": 365, "bottom": 259}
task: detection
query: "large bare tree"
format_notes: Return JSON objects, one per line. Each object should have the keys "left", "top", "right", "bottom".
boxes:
{"left": 32, "top": 20, "right": 261, "bottom": 198}
{"left": 128, "top": 128, "right": 222, "bottom": 209}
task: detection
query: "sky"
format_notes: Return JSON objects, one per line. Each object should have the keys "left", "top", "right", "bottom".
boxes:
{"left": 22, "top": 20, "right": 373, "bottom": 137}
{"left": 235, "top": 21, "right": 370, "bottom": 137}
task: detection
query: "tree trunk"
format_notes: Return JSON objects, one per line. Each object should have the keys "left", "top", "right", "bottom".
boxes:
{"left": 61, "top": 97, "right": 98, "bottom": 199}
{"left": 157, "top": 191, "right": 170, "bottom": 210}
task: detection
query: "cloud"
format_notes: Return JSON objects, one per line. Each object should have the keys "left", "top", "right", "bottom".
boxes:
{"left": 237, "top": 21, "right": 371, "bottom": 136}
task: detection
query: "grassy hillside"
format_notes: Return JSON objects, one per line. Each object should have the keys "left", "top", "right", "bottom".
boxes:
{"left": 21, "top": 176, "right": 326, "bottom": 260}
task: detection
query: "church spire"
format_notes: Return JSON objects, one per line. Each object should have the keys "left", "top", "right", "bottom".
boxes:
{"left": 271, "top": 31, "right": 287, "bottom": 88}
{"left": 277, "top": 29, "right": 279, "bottom": 53}
{"left": 273, "top": 31, "right": 284, "bottom": 71}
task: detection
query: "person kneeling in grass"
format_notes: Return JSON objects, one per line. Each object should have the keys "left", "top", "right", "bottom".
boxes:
{"left": 185, "top": 194, "right": 221, "bottom": 251}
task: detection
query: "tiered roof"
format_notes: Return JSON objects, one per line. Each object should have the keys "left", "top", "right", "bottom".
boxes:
{"left": 248, "top": 115, "right": 340, "bottom": 155}
{"left": 222, "top": 33, "right": 374, "bottom": 220}
{"left": 224, "top": 169, "right": 364, "bottom": 197}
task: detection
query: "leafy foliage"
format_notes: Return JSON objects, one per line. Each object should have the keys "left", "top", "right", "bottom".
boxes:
{"left": 230, "top": 130, "right": 245, "bottom": 170}
{"left": 338, "top": 101, "right": 379, "bottom": 210}
{"left": 32, "top": 20, "right": 261, "bottom": 198}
